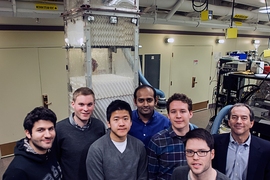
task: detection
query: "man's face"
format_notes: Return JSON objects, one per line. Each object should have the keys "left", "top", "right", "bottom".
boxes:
{"left": 25, "top": 120, "right": 56, "bottom": 154}
{"left": 185, "top": 138, "right": 214, "bottom": 176}
{"left": 168, "top": 100, "right": 193, "bottom": 132}
{"left": 72, "top": 94, "right": 95, "bottom": 122}
{"left": 108, "top": 110, "right": 132, "bottom": 142}
{"left": 134, "top": 87, "right": 156, "bottom": 117}
{"left": 228, "top": 106, "right": 254, "bottom": 138}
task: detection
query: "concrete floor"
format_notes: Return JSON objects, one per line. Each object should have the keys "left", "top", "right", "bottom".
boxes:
{"left": 0, "top": 109, "right": 213, "bottom": 178}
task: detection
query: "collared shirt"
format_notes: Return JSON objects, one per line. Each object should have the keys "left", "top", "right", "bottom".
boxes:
{"left": 147, "top": 125, "right": 196, "bottom": 180}
{"left": 128, "top": 110, "right": 170, "bottom": 146}
{"left": 69, "top": 113, "right": 91, "bottom": 131}
{"left": 226, "top": 133, "right": 251, "bottom": 180}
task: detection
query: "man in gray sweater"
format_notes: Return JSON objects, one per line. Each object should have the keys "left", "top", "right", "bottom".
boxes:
{"left": 86, "top": 99, "right": 148, "bottom": 180}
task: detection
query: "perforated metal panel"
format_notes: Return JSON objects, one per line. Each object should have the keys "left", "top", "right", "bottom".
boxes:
{"left": 90, "top": 16, "right": 135, "bottom": 47}
{"left": 65, "top": 0, "right": 137, "bottom": 11}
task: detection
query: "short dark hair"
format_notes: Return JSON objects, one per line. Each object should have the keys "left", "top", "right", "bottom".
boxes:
{"left": 106, "top": 100, "right": 132, "bottom": 122}
{"left": 184, "top": 128, "right": 214, "bottom": 150}
{"left": 166, "top": 93, "right": 192, "bottom": 112}
{"left": 23, "top": 107, "right": 57, "bottom": 134}
{"left": 133, "top": 84, "right": 156, "bottom": 101}
{"left": 73, "top": 87, "right": 95, "bottom": 102}
{"left": 228, "top": 103, "right": 254, "bottom": 121}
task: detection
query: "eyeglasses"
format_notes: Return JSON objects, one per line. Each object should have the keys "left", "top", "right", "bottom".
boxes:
{"left": 185, "top": 150, "right": 211, "bottom": 157}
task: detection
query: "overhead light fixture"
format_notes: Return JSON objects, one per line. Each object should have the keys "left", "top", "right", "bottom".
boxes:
{"left": 252, "top": 40, "right": 260, "bottom": 44}
{"left": 131, "top": 18, "right": 138, "bottom": 25}
{"left": 110, "top": 16, "right": 118, "bottom": 24}
{"left": 87, "top": 16, "right": 95, "bottom": 22}
{"left": 216, "top": 39, "right": 225, "bottom": 44}
{"left": 165, "top": 38, "right": 174, "bottom": 43}
{"left": 252, "top": 40, "right": 260, "bottom": 51}
{"left": 139, "top": 45, "right": 142, "bottom": 48}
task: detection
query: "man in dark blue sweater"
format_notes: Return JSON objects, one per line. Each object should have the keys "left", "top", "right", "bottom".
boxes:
{"left": 55, "top": 87, "right": 106, "bottom": 180}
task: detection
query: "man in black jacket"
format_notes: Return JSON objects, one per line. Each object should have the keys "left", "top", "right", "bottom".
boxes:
{"left": 3, "top": 107, "right": 62, "bottom": 180}
{"left": 212, "top": 103, "right": 270, "bottom": 180}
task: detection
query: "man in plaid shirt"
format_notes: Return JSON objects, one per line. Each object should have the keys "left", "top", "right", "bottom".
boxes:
{"left": 147, "top": 93, "right": 198, "bottom": 180}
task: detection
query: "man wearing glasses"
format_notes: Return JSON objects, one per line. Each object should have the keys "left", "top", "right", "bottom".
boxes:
{"left": 171, "top": 128, "right": 229, "bottom": 180}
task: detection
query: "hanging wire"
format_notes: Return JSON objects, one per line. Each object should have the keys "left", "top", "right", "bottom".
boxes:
{"left": 192, "top": 0, "right": 208, "bottom": 12}
{"left": 230, "top": 0, "right": 235, "bottom": 27}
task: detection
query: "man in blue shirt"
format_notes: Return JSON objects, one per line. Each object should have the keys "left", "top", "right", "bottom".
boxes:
{"left": 128, "top": 84, "right": 170, "bottom": 146}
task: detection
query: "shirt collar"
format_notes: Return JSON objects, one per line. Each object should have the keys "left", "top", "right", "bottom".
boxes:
{"left": 168, "top": 126, "right": 185, "bottom": 139}
{"left": 69, "top": 113, "right": 91, "bottom": 130}
{"left": 135, "top": 109, "right": 156, "bottom": 123}
{"left": 229, "top": 133, "right": 251, "bottom": 146}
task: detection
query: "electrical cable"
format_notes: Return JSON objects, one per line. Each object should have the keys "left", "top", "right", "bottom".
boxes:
{"left": 192, "top": 0, "right": 208, "bottom": 12}
{"left": 237, "top": 72, "right": 270, "bottom": 103}
{"left": 230, "top": 0, "right": 235, "bottom": 28}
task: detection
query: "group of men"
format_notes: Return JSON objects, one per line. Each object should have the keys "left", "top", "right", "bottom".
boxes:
{"left": 3, "top": 84, "right": 270, "bottom": 180}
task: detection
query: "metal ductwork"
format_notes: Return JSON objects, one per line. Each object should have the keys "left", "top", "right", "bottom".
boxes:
{"left": 140, "top": 16, "right": 270, "bottom": 33}
{"left": 0, "top": 0, "right": 269, "bottom": 33}
{"left": 0, "top": 0, "right": 64, "bottom": 19}
{"left": 139, "top": 0, "right": 270, "bottom": 33}
{"left": 139, "top": 0, "right": 267, "bottom": 22}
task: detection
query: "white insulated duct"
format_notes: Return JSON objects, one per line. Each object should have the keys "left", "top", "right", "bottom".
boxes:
{"left": 0, "top": 1, "right": 63, "bottom": 19}
{"left": 140, "top": 16, "right": 270, "bottom": 33}
{"left": 139, "top": 0, "right": 269, "bottom": 22}
{"left": 139, "top": 0, "right": 270, "bottom": 33}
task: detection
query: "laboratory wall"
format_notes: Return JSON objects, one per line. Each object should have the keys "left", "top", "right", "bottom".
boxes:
{"left": 0, "top": 27, "right": 269, "bottom": 157}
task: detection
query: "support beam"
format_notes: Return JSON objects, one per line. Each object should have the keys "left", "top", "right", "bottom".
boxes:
{"left": 166, "top": 0, "right": 185, "bottom": 21}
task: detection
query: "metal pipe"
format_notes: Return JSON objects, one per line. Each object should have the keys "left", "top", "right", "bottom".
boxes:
{"left": 166, "top": 0, "right": 185, "bottom": 21}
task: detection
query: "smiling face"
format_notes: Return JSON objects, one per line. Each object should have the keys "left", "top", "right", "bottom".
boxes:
{"left": 108, "top": 110, "right": 132, "bottom": 142}
{"left": 185, "top": 138, "right": 214, "bottom": 177}
{"left": 25, "top": 120, "right": 56, "bottom": 154}
{"left": 134, "top": 87, "right": 156, "bottom": 119}
{"left": 228, "top": 106, "right": 254, "bottom": 141}
{"left": 167, "top": 100, "right": 193, "bottom": 135}
{"left": 72, "top": 94, "right": 95, "bottom": 124}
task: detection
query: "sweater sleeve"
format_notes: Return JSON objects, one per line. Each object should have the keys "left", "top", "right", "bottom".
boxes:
{"left": 86, "top": 144, "right": 104, "bottom": 180}
{"left": 3, "top": 168, "right": 28, "bottom": 180}
{"left": 137, "top": 146, "right": 148, "bottom": 180}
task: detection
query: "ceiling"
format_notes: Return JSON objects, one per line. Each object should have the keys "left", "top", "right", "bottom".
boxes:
{"left": 139, "top": 0, "right": 270, "bottom": 32}
{"left": 0, "top": 0, "right": 270, "bottom": 33}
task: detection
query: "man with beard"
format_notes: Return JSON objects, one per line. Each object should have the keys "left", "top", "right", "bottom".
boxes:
{"left": 86, "top": 100, "right": 147, "bottom": 180}
{"left": 3, "top": 107, "right": 62, "bottom": 180}
{"left": 128, "top": 84, "right": 170, "bottom": 146}
{"left": 171, "top": 128, "right": 229, "bottom": 180}
{"left": 55, "top": 87, "right": 106, "bottom": 180}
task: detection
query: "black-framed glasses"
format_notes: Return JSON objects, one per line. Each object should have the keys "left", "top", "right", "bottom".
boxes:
{"left": 185, "top": 150, "right": 211, "bottom": 157}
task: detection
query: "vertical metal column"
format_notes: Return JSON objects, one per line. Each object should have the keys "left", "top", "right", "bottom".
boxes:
{"left": 85, "top": 25, "right": 92, "bottom": 88}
